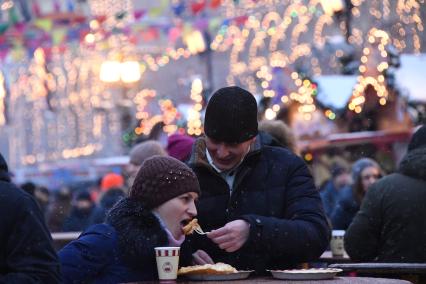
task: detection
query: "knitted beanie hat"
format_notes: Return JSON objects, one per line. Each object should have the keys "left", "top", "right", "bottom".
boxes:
{"left": 101, "top": 173, "right": 124, "bottom": 192}
{"left": 407, "top": 124, "right": 426, "bottom": 152}
{"left": 129, "top": 155, "right": 200, "bottom": 209}
{"left": 129, "top": 140, "right": 167, "bottom": 166}
{"left": 204, "top": 86, "right": 258, "bottom": 143}
{"left": 166, "top": 134, "right": 195, "bottom": 162}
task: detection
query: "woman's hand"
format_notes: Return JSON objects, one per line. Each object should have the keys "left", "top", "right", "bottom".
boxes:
{"left": 207, "top": 220, "right": 250, "bottom": 252}
{"left": 192, "top": 250, "right": 214, "bottom": 265}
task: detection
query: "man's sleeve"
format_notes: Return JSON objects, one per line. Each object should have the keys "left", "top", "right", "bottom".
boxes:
{"left": 242, "top": 160, "right": 330, "bottom": 262}
{"left": 344, "top": 184, "right": 382, "bottom": 261}
{"left": 0, "top": 195, "right": 61, "bottom": 284}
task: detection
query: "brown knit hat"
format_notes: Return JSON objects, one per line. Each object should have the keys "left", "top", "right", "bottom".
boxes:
{"left": 129, "top": 155, "right": 200, "bottom": 209}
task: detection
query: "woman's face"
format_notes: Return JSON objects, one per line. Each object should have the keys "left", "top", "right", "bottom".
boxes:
{"left": 360, "top": 166, "right": 381, "bottom": 192}
{"left": 153, "top": 192, "right": 198, "bottom": 239}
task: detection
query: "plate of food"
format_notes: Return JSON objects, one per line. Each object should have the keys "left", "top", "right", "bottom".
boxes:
{"left": 178, "top": 263, "right": 253, "bottom": 281}
{"left": 268, "top": 268, "right": 342, "bottom": 280}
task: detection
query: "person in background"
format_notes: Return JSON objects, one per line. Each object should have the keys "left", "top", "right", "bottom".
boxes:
{"left": 34, "top": 185, "right": 51, "bottom": 217}
{"left": 0, "top": 153, "right": 61, "bottom": 283}
{"left": 59, "top": 156, "right": 200, "bottom": 283}
{"left": 89, "top": 187, "right": 126, "bottom": 225}
{"left": 258, "top": 119, "right": 299, "bottom": 155}
{"left": 320, "top": 163, "right": 351, "bottom": 218}
{"left": 185, "top": 86, "right": 329, "bottom": 273}
{"left": 100, "top": 173, "right": 125, "bottom": 193}
{"left": 330, "top": 157, "right": 383, "bottom": 230}
{"left": 20, "top": 181, "right": 36, "bottom": 196}
{"left": 345, "top": 125, "right": 426, "bottom": 262}
{"left": 47, "top": 186, "right": 72, "bottom": 232}
{"left": 62, "top": 190, "right": 95, "bottom": 232}
{"left": 126, "top": 140, "right": 166, "bottom": 186}
{"left": 88, "top": 177, "right": 103, "bottom": 203}
{"left": 166, "top": 133, "right": 195, "bottom": 162}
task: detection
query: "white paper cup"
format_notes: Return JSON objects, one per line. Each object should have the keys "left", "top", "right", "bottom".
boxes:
{"left": 155, "top": 247, "right": 180, "bottom": 281}
{"left": 330, "top": 230, "right": 345, "bottom": 256}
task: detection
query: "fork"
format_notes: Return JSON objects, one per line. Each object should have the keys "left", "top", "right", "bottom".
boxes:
{"left": 194, "top": 226, "right": 210, "bottom": 235}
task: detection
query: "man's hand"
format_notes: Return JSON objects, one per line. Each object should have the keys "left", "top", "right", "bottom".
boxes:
{"left": 192, "top": 250, "right": 214, "bottom": 265}
{"left": 207, "top": 219, "right": 250, "bottom": 252}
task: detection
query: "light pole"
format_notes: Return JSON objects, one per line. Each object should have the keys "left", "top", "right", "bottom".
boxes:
{"left": 99, "top": 59, "right": 142, "bottom": 144}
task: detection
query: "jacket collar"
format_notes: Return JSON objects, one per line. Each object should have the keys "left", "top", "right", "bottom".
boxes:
{"left": 106, "top": 198, "right": 168, "bottom": 270}
{"left": 188, "top": 136, "right": 262, "bottom": 171}
{"left": 399, "top": 147, "right": 426, "bottom": 181}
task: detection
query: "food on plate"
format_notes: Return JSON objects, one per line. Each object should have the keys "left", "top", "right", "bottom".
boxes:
{"left": 182, "top": 218, "right": 202, "bottom": 235}
{"left": 178, "top": 263, "right": 238, "bottom": 275}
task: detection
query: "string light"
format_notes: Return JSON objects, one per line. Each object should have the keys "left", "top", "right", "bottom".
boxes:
{"left": 1, "top": 0, "right": 424, "bottom": 168}
{"left": 348, "top": 28, "right": 390, "bottom": 113}
{"left": 187, "top": 78, "right": 203, "bottom": 136}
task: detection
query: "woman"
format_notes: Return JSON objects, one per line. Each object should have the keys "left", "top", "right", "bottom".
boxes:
{"left": 331, "top": 157, "right": 383, "bottom": 230}
{"left": 59, "top": 156, "right": 200, "bottom": 283}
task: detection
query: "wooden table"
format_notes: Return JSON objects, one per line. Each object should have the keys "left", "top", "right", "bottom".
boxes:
{"left": 329, "top": 263, "right": 426, "bottom": 274}
{"left": 329, "top": 263, "right": 426, "bottom": 284}
{"left": 51, "top": 231, "right": 81, "bottom": 251}
{"left": 51, "top": 231, "right": 81, "bottom": 241}
{"left": 125, "top": 276, "right": 411, "bottom": 283}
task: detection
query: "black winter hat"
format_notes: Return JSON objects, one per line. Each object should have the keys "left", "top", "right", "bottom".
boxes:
{"left": 204, "top": 86, "right": 258, "bottom": 143}
{"left": 408, "top": 124, "right": 426, "bottom": 152}
{"left": 129, "top": 156, "right": 200, "bottom": 209}
{"left": 75, "top": 190, "right": 92, "bottom": 202}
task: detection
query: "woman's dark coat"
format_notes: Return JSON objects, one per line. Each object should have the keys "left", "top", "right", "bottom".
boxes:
{"left": 59, "top": 198, "right": 169, "bottom": 283}
{"left": 184, "top": 137, "right": 329, "bottom": 273}
{"left": 0, "top": 153, "right": 61, "bottom": 283}
{"left": 345, "top": 147, "right": 426, "bottom": 262}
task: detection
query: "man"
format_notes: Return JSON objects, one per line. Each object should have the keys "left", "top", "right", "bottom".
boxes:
{"left": 0, "top": 153, "right": 61, "bottom": 283}
{"left": 185, "top": 86, "right": 329, "bottom": 273}
{"left": 345, "top": 124, "right": 426, "bottom": 262}
{"left": 62, "top": 190, "right": 96, "bottom": 232}
{"left": 126, "top": 140, "right": 166, "bottom": 186}
{"left": 320, "top": 163, "right": 351, "bottom": 217}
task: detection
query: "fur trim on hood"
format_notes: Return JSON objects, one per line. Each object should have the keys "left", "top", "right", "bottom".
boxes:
{"left": 399, "top": 147, "right": 426, "bottom": 181}
{"left": 105, "top": 197, "right": 168, "bottom": 271}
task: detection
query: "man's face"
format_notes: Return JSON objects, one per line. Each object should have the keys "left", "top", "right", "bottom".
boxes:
{"left": 333, "top": 172, "right": 351, "bottom": 190}
{"left": 126, "top": 162, "right": 141, "bottom": 181}
{"left": 205, "top": 136, "right": 255, "bottom": 171}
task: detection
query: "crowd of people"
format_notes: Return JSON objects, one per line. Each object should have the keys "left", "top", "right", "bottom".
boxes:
{"left": 0, "top": 85, "right": 425, "bottom": 283}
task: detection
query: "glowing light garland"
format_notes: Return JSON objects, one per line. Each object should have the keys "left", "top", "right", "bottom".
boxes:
{"left": 1, "top": 0, "right": 424, "bottom": 168}
{"left": 348, "top": 28, "right": 390, "bottom": 113}
{"left": 187, "top": 78, "right": 203, "bottom": 136}
{"left": 211, "top": 0, "right": 423, "bottom": 116}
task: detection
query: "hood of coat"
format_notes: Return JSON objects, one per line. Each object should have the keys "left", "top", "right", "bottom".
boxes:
{"left": 105, "top": 197, "right": 168, "bottom": 271}
{"left": 399, "top": 147, "right": 426, "bottom": 181}
{"left": 0, "top": 153, "right": 10, "bottom": 182}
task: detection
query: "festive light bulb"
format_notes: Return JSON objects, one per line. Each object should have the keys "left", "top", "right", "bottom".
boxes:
{"left": 100, "top": 61, "right": 121, "bottom": 83}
